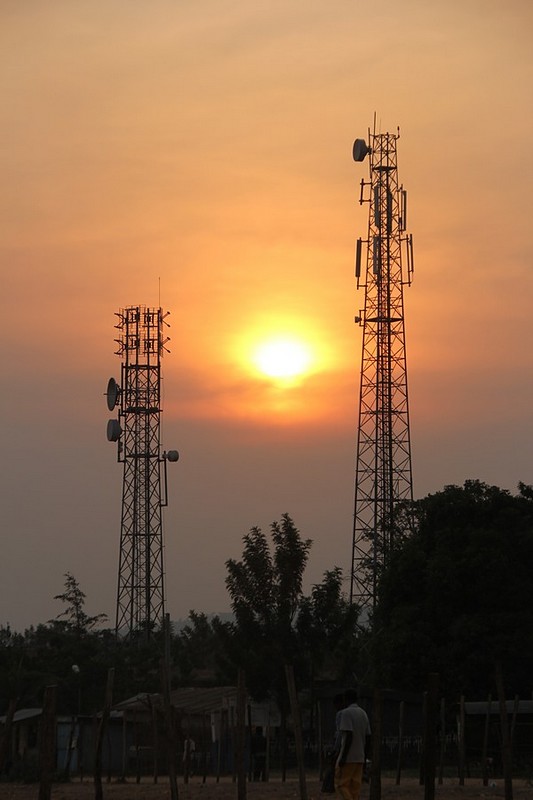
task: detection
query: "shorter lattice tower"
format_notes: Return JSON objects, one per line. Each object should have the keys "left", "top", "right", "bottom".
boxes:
{"left": 105, "top": 305, "right": 178, "bottom": 638}
{"left": 350, "top": 127, "right": 415, "bottom": 610}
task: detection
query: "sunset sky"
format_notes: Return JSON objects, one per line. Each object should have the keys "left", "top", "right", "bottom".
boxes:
{"left": 2, "top": 0, "right": 532, "bottom": 632}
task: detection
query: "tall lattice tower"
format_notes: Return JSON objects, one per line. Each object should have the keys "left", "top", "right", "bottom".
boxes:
{"left": 350, "top": 128, "right": 415, "bottom": 610}
{"left": 105, "top": 305, "right": 178, "bottom": 638}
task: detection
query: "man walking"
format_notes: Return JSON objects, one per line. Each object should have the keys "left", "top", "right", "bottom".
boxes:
{"left": 335, "top": 689, "right": 371, "bottom": 800}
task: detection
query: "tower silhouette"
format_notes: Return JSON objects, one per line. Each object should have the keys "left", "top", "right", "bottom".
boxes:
{"left": 105, "top": 305, "right": 178, "bottom": 638}
{"left": 350, "top": 128, "right": 415, "bottom": 609}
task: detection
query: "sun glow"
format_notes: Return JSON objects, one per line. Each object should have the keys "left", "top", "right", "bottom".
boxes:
{"left": 219, "top": 317, "right": 339, "bottom": 421}
{"left": 253, "top": 337, "right": 313, "bottom": 380}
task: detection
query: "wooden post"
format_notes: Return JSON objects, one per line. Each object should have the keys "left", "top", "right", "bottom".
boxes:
{"left": 247, "top": 703, "right": 253, "bottom": 782}
{"left": 285, "top": 664, "right": 308, "bottom": 800}
{"left": 230, "top": 706, "right": 237, "bottom": 783}
{"left": 0, "top": 698, "right": 17, "bottom": 775}
{"left": 216, "top": 709, "right": 223, "bottom": 783}
{"left": 202, "top": 712, "right": 208, "bottom": 783}
{"left": 495, "top": 663, "right": 513, "bottom": 800}
{"left": 457, "top": 695, "right": 466, "bottom": 786}
{"left": 94, "top": 668, "right": 114, "bottom": 800}
{"left": 369, "top": 688, "right": 382, "bottom": 800}
{"left": 134, "top": 709, "right": 141, "bottom": 784}
{"left": 38, "top": 685, "right": 57, "bottom": 800}
{"left": 148, "top": 695, "right": 158, "bottom": 784}
{"left": 395, "top": 700, "right": 404, "bottom": 786}
{"left": 265, "top": 714, "right": 271, "bottom": 782}
{"left": 438, "top": 697, "right": 445, "bottom": 785}
{"left": 482, "top": 695, "right": 492, "bottom": 786}
{"left": 184, "top": 715, "right": 191, "bottom": 784}
{"left": 120, "top": 711, "right": 127, "bottom": 782}
{"left": 317, "top": 697, "right": 323, "bottom": 780}
{"left": 236, "top": 669, "right": 247, "bottom": 800}
{"left": 423, "top": 674, "right": 439, "bottom": 800}
{"left": 510, "top": 695, "right": 519, "bottom": 748}
{"left": 280, "top": 709, "right": 287, "bottom": 783}
{"left": 419, "top": 692, "right": 427, "bottom": 786}
{"left": 161, "top": 614, "right": 179, "bottom": 800}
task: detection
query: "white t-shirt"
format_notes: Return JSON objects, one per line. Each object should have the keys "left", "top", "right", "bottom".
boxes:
{"left": 338, "top": 703, "right": 371, "bottom": 763}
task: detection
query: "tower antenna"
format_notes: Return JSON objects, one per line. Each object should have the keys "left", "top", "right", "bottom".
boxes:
{"left": 350, "top": 127, "right": 415, "bottom": 611}
{"left": 105, "top": 305, "right": 179, "bottom": 639}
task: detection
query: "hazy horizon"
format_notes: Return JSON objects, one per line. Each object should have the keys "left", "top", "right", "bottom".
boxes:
{"left": 2, "top": 0, "right": 532, "bottom": 632}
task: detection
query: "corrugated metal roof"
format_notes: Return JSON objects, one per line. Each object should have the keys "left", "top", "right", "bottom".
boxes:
{"left": 169, "top": 686, "right": 238, "bottom": 713}
{"left": 113, "top": 693, "right": 160, "bottom": 712}
{"left": 0, "top": 708, "right": 42, "bottom": 724}
{"left": 113, "top": 687, "right": 239, "bottom": 714}
{"left": 464, "top": 700, "right": 533, "bottom": 715}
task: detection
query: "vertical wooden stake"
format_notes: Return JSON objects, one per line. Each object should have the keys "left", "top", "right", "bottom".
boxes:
{"left": 482, "top": 694, "right": 492, "bottom": 787}
{"left": 162, "top": 614, "right": 179, "bottom": 800}
{"left": 38, "top": 685, "right": 57, "bottom": 800}
{"left": 495, "top": 662, "right": 513, "bottom": 800}
{"left": 369, "top": 688, "right": 382, "bottom": 800}
{"left": 395, "top": 700, "right": 404, "bottom": 786}
{"left": 423, "top": 674, "right": 439, "bottom": 800}
{"left": 94, "top": 668, "right": 114, "bottom": 800}
{"left": 418, "top": 692, "right": 428, "bottom": 786}
{"left": 438, "top": 697, "right": 445, "bottom": 785}
{"left": 0, "top": 698, "right": 17, "bottom": 775}
{"left": 458, "top": 695, "right": 465, "bottom": 786}
{"left": 285, "top": 664, "right": 308, "bottom": 800}
{"left": 236, "top": 669, "right": 247, "bottom": 800}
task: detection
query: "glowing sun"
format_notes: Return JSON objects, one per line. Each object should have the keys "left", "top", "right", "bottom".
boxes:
{"left": 252, "top": 337, "right": 313, "bottom": 381}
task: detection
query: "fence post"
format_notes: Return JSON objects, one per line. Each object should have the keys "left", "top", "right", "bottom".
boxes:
{"left": 369, "top": 687, "right": 382, "bottom": 800}
{"left": 285, "top": 664, "right": 308, "bottom": 800}
{"left": 495, "top": 662, "right": 513, "bottom": 800}
{"left": 423, "top": 673, "right": 439, "bottom": 800}
{"left": 458, "top": 695, "right": 465, "bottom": 786}
{"left": 0, "top": 698, "right": 17, "bottom": 776}
{"left": 419, "top": 692, "right": 427, "bottom": 785}
{"left": 161, "top": 614, "right": 178, "bottom": 800}
{"left": 94, "top": 668, "right": 114, "bottom": 800}
{"left": 482, "top": 694, "right": 492, "bottom": 786}
{"left": 395, "top": 700, "right": 404, "bottom": 785}
{"left": 438, "top": 697, "right": 445, "bottom": 785}
{"left": 236, "top": 669, "right": 247, "bottom": 800}
{"left": 38, "top": 685, "right": 57, "bottom": 800}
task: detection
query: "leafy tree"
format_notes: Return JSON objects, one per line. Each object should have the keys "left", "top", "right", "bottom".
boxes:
{"left": 53, "top": 572, "right": 107, "bottom": 635}
{"left": 224, "top": 514, "right": 311, "bottom": 702}
{"left": 172, "top": 611, "right": 234, "bottom": 685}
{"left": 296, "top": 567, "right": 363, "bottom": 686}
{"left": 0, "top": 625, "right": 26, "bottom": 711}
{"left": 0, "top": 575, "right": 112, "bottom": 715}
{"left": 372, "top": 480, "right": 533, "bottom": 698}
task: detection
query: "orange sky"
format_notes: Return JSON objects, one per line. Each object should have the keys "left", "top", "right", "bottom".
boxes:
{"left": 1, "top": 0, "right": 532, "bottom": 630}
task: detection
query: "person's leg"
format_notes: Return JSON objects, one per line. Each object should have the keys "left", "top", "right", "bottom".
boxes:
{"left": 335, "top": 764, "right": 348, "bottom": 800}
{"left": 335, "top": 763, "right": 360, "bottom": 800}
{"left": 348, "top": 763, "right": 364, "bottom": 800}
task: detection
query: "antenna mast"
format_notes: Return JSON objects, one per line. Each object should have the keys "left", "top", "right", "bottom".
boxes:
{"left": 350, "top": 129, "right": 415, "bottom": 610}
{"left": 105, "top": 305, "right": 179, "bottom": 639}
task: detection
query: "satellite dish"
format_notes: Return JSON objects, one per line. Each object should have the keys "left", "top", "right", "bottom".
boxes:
{"left": 106, "top": 377, "right": 120, "bottom": 411}
{"left": 166, "top": 450, "right": 179, "bottom": 462}
{"left": 106, "top": 419, "right": 122, "bottom": 442}
{"left": 353, "top": 138, "right": 370, "bottom": 162}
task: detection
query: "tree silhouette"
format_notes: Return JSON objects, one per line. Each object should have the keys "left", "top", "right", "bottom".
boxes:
{"left": 372, "top": 480, "right": 533, "bottom": 697}
{"left": 225, "top": 514, "right": 311, "bottom": 703}
{"left": 53, "top": 572, "right": 107, "bottom": 635}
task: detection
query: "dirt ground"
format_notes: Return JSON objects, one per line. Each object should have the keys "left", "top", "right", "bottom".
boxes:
{"left": 0, "top": 775, "right": 531, "bottom": 800}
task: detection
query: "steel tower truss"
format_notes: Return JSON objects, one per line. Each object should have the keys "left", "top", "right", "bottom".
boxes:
{"left": 350, "top": 130, "right": 415, "bottom": 609}
{"left": 106, "top": 306, "right": 177, "bottom": 638}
